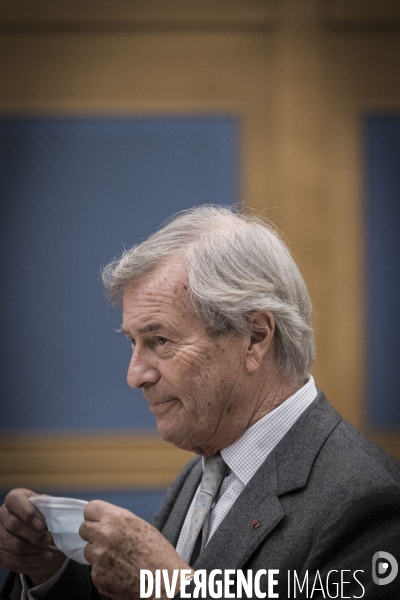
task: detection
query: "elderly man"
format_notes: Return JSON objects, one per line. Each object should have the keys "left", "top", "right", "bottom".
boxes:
{"left": 1, "top": 206, "right": 400, "bottom": 600}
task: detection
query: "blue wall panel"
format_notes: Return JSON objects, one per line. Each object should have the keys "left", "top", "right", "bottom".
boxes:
{"left": 0, "top": 117, "right": 238, "bottom": 430}
{"left": 365, "top": 116, "right": 400, "bottom": 427}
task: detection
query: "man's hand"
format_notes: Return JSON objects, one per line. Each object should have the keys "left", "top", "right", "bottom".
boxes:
{"left": 80, "top": 500, "right": 192, "bottom": 600}
{"left": 0, "top": 488, "right": 66, "bottom": 585}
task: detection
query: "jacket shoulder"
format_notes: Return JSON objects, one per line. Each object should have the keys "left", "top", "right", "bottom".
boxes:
{"left": 327, "top": 417, "right": 400, "bottom": 485}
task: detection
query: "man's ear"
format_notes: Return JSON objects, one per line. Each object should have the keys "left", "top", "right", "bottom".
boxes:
{"left": 245, "top": 311, "right": 275, "bottom": 374}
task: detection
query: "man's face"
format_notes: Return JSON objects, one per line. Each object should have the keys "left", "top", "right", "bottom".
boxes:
{"left": 121, "top": 260, "right": 252, "bottom": 455}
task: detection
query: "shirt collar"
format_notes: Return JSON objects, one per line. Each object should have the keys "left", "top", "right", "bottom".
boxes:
{"left": 218, "top": 375, "right": 318, "bottom": 486}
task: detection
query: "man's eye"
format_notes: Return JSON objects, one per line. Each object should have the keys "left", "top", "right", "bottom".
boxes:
{"left": 156, "top": 337, "right": 168, "bottom": 346}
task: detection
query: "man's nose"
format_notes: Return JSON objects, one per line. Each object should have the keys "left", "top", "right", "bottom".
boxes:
{"left": 127, "top": 349, "right": 160, "bottom": 388}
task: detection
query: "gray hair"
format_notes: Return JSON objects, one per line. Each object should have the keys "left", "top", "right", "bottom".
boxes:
{"left": 102, "top": 205, "right": 315, "bottom": 382}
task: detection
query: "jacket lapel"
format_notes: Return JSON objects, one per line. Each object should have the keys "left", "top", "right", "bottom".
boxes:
{"left": 193, "top": 392, "right": 342, "bottom": 570}
{"left": 274, "top": 391, "right": 342, "bottom": 495}
{"left": 194, "top": 450, "right": 284, "bottom": 570}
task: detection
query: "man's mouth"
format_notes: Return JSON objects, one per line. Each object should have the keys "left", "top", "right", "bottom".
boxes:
{"left": 148, "top": 397, "right": 179, "bottom": 415}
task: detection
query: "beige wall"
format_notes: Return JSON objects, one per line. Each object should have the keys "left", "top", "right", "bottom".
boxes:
{"left": 1, "top": 0, "right": 399, "bottom": 490}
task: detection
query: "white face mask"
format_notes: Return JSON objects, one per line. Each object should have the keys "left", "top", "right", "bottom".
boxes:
{"left": 29, "top": 496, "right": 89, "bottom": 565}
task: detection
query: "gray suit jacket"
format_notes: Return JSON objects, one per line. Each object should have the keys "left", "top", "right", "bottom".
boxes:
{"left": 3, "top": 391, "right": 400, "bottom": 599}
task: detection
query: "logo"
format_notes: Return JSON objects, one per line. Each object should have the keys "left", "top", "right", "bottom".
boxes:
{"left": 372, "top": 551, "right": 398, "bottom": 585}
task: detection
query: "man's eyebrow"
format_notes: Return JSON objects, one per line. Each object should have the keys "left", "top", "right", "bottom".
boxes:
{"left": 117, "top": 323, "right": 163, "bottom": 336}
{"left": 137, "top": 323, "right": 162, "bottom": 334}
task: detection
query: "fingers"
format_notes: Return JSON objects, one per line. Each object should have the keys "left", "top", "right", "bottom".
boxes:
{"left": 0, "top": 525, "right": 50, "bottom": 555}
{"left": 0, "top": 489, "right": 68, "bottom": 583}
{"left": 0, "top": 546, "right": 55, "bottom": 573}
{"left": 82, "top": 538, "right": 94, "bottom": 565}
{"left": 0, "top": 488, "right": 52, "bottom": 570}
{"left": 5, "top": 488, "right": 46, "bottom": 531}
{"left": 83, "top": 500, "right": 139, "bottom": 526}
{"left": 81, "top": 501, "right": 140, "bottom": 543}
{"left": 80, "top": 501, "right": 137, "bottom": 566}
{"left": 79, "top": 519, "right": 96, "bottom": 543}
{"left": 1, "top": 508, "right": 52, "bottom": 547}
{"left": 1, "top": 489, "right": 51, "bottom": 547}
{"left": 83, "top": 499, "right": 111, "bottom": 522}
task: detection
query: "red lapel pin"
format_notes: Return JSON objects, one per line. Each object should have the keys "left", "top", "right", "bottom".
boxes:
{"left": 252, "top": 519, "right": 261, "bottom": 531}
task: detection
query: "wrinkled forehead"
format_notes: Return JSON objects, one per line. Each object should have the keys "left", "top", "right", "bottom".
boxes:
{"left": 122, "top": 260, "right": 193, "bottom": 320}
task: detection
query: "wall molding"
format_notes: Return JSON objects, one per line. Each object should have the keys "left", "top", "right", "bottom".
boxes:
{"left": 0, "top": 432, "right": 195, "bottom": 492}
{"left": 321, "top": 0, "right": 400, "bottom": 30}
{"left": 1, "top": 429, "right": 397, "bottom": 496}
{"left": 1, "top": 1, "right": 400, "bottom": 33}
{"left": 0, "top": 0, "right": 275, "bottom": 32}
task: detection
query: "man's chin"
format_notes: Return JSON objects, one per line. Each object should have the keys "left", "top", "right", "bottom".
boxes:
{"left": 156, "top": 423, "right": 207, "bottom": 455}
{"left": 156, "top": 420, "right": 192, "bottom": 450}
{"left": 156, "top": 422, "right": 182, "bottom": 446}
